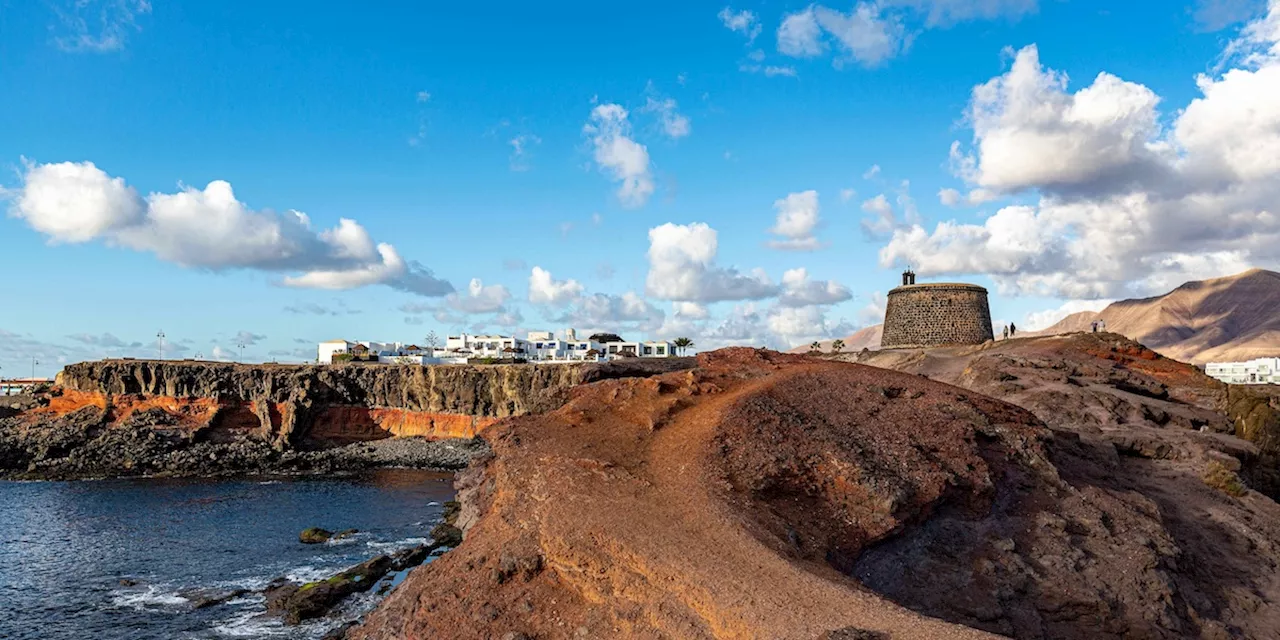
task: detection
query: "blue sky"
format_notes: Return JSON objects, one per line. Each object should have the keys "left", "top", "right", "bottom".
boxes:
{"left": 3, "top": 0, "right": 1279, "bottom": 376}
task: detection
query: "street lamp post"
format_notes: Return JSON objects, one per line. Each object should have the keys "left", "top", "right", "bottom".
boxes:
{"left": 157, "top": 330, "right": 166, "bottom": 360}
{"left": 237, "top": 342, "right": 246, "bottom": 362}
{"left": 31, "top": 357, "right": 39, "bottom": 380}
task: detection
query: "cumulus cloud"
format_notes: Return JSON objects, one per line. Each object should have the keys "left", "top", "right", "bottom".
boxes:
{"left": 528, "top": 267, "right": 584, "bottom": 306}
{"left": 698, "top": 302, "right": 852, "bottom": 350}
{"left": 6, "top": 160, "right": 453, "bottom": 297}
{"left": 778, "top": 4, "right": 907, "bottom": 67}
{"left": 555, "top": 292, "right": 666, "bottom": 334}
{"left": 51, "top": 0, "right": 151, "bottom": 53}
{"left": 768, "top": 190, "right": 823, "bottom": 251}
{"left": 444, "top": 278, "right": 512, "bottom": 314}
{"left": 938, "top": 187, "right": 998, "bottom": 207}
{"left": 881, "top": 9, "right": 1280, "bottom": 298}
{"left": 719, "top": 6, "right": 762, "bottom": 42}
{"left": 584, "top": 104, "right": 655, "bottom": 208}
{"left": 66, "top": 332, "right": 141, "bottom": 349}
{"left": 778, "top": 268, "right": 853, "bottom": 307}
{"left": 646, "top": 222, "right": 779, "bottom": 302}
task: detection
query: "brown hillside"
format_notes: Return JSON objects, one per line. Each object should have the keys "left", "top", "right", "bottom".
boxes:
{"left": 353, "top": 345, "right": 1280, "bottom": 639}
{"left": 1038, "top": 268, "right": 1280, "bottom": 364}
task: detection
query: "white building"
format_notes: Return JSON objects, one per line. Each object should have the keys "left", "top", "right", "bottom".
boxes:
{"left": 444, "top": 334, "right": 522, "bottom": 358}
{"left": 320, "top": 328, "right": 678, "bottom": 366}
{"left": 1206, "top": 358, "right": 1280, "bottom": 385}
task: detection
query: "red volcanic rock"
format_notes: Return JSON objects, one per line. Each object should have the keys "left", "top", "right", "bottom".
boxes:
{"left": 353, "top": 345, "right": 1280, "bottom": 639}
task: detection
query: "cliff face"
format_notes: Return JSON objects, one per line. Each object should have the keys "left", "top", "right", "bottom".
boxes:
{"left": 50, "top": 360, "right": 590, "bottom": 448}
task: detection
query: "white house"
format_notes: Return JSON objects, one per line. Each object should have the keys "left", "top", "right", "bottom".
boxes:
{"left": 1206, "top": 358, "right": 1280, "bottom": 385}
{"left": 320, "top": 329, "right": 678, "bottom": 366}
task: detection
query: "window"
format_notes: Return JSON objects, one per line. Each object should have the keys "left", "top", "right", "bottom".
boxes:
{"left": 536, "top": 343, "right": 543, "bottom": 349}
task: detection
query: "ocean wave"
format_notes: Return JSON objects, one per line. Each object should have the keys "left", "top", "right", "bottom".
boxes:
{"left": 110, "top": 585, "right": 188, "bottom": 610}
{"left": 364, "top": 537, "right": 429, "bottom": 552}
{"left": 211, "top": 609, "right": 291, "bottom": 637}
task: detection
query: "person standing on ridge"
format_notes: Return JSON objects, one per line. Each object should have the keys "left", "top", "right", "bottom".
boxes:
{"left": 1010, "top": 323, "right": 1017, "bottom": 337}
{"left": 1003, "top": 325, "right": 1009, "bottom": 340}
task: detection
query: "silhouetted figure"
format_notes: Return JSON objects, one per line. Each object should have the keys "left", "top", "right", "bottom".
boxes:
{"left": 1009, "top": 323, "right": 1017, "bottom": 337}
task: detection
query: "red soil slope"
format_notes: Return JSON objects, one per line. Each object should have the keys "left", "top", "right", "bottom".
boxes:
{"left": 353, "top": 346, "right": 1280, "bottom": 639}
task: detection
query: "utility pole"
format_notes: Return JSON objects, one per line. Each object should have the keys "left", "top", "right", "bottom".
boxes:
{"left": 31, "top": 358, "right": 39, "bottom": 380}
{"left": 237, "top": 342, "right": 246, "bottom": 362}
{"left": 157, "top": 330, "right": 166, "bottom": 360}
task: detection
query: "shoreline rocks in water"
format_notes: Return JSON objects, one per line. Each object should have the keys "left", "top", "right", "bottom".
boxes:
{"left": 0, "top": 410, "right": 490, "bottom": 480}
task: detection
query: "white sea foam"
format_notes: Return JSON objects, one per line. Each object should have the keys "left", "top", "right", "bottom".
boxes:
{"left": 110, "top": 585, "right": 188, "bottom": 610}
{"left": 284, "top": 565, "right": 342, "bottom": 583}
{"left": 211, "top": 609, "right": 291, "bottom": 637}
{"left": 365, "top": 537, "right": 429, "bottom": 552}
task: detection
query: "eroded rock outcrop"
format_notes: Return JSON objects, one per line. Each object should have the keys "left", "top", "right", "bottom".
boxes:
{"left": 0, "top": 358, "right": 694, "bottom": 479}
{"left": 351, "top": 347, "right": 1280, "bottom": 640}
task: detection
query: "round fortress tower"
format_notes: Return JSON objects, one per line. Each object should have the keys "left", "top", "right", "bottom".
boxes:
{"left": 880, "top": 270, "right": 995, "bottom": 348}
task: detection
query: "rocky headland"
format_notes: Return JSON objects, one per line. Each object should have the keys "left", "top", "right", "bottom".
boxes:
{"left": 0, "top": 358, "right": 694, "bottom": 480}
{"left": 349, "top": 337, "right": 1280, "bottom": 639}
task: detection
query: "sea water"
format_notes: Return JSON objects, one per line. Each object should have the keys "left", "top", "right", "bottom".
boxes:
{"left": 0, "top": 470, "right": 454, "bottom": 639}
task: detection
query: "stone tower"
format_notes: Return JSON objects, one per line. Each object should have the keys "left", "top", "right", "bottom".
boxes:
{"left": 880, "top": 271, "right": 994, "bottom": 348}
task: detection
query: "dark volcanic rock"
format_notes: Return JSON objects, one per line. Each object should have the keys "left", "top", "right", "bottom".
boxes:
{"left": 266, "top": 555, "right": 395, "bottom": 624}
{"left": 300, "top": 528, "right": 334, "bottom": 544}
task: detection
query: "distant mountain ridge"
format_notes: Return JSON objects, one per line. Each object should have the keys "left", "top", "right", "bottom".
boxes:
{"left": 1035, "top": 268, "right": 1280, "bottom": 364}
{"left": 789, "top": 324, "right": 883, "bottom": 355}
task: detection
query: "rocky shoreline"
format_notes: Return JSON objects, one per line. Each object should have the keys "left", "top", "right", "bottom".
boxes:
{"left": 0, "top": 392, "right": 490, "bottom": 481}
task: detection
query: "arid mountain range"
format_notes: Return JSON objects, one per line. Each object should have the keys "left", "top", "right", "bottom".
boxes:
{"left": 797, "top": 269, "right": 1280, "bottom": 365}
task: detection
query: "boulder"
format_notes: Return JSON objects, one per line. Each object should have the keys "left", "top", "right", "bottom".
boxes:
{"left": 266, "top": 555, "right": 394, "bottom": 624}
{"left": 300, "top": 527, "right": 334, "bottom": 544}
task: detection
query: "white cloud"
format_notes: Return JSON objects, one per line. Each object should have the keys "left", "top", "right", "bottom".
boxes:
{"left": 509, "top": 134, "right": 542, "bottom": 171}
{"left": 778, "top": 8, "right": 825, "bottom": 57}
{"left": 863, "top": 164, "right": 882, "bottom": 180}
{"left": 1022, "top": 299, "right": 1114, "bottom": 331}
{"left": 698, "top": 302, "right": 852, "bottom": 350}
{"left": 1193, "top": 0, "right": 1266, "bottom": 31}
{"left": 840, "top": 188, "right": 857, "bottom": 203}
{"left": 642, "top": 95, "right": 692, "bottom": 140}
{"left": 938, "top": 187, "right": 998, "bottom": 207}
{"left": 52, "top": 0, "right": 151, "bottom": 53}
{"left": 768, "top": 190, "right": 823, "bottom": 251}
{"left": 719, "top": 6, "right": 762, "bottom": 42}
{"left": 445, "top": 278, "right": 511, "bottom": 314}
{"left": 555, "top": 292, "right": 666, "bottom": 335}
{"left": 881, "top": 10, "right": 1280, "bottom": 299}
{"left": 646, "top": 222, "right": 779, "bottom": 302}
{"left": 584, "top": 104, "right": 655, "bottom": 208}
{"left": 860, "top": 183, "right": 922, "bottom": 237}
{"left": 778, "top": 268, "right": 852, "bottom": 307}
{"left": 858, "top": 291, "right": 887, "bottom": 326}
{"left": 775, "top": 2, "right": 1036, "bottom": 68}
{"left": 674, "top": 301, "right": 710, "bottom": 320}
{"left": 6, "top": 160, "right": 453, "bottom": 296}
{"left": 778, "top": 4, "right": 906, "bottom": 67}
{"left": 528, "top": 267, "right": 584, "bottom": 306}
{"left": 231, "top": 331, "right": 267, "bottom": 347}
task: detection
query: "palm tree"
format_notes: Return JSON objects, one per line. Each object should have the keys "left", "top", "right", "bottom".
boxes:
{"left": 830, "top": 339, "right": 845, "bottom": 355}
{"left": 809, "top": 341, "right": 822, "bottom": 354}
{"left": 673, "top": 337, "right": 694, "bottom": 356}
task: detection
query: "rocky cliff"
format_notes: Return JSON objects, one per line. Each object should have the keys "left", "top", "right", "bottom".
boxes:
{"left": 51, "top": 359, "right": 590, "bottom": 448}
{"left": 0, "top": 358, "right": 694, "bottom": 479}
